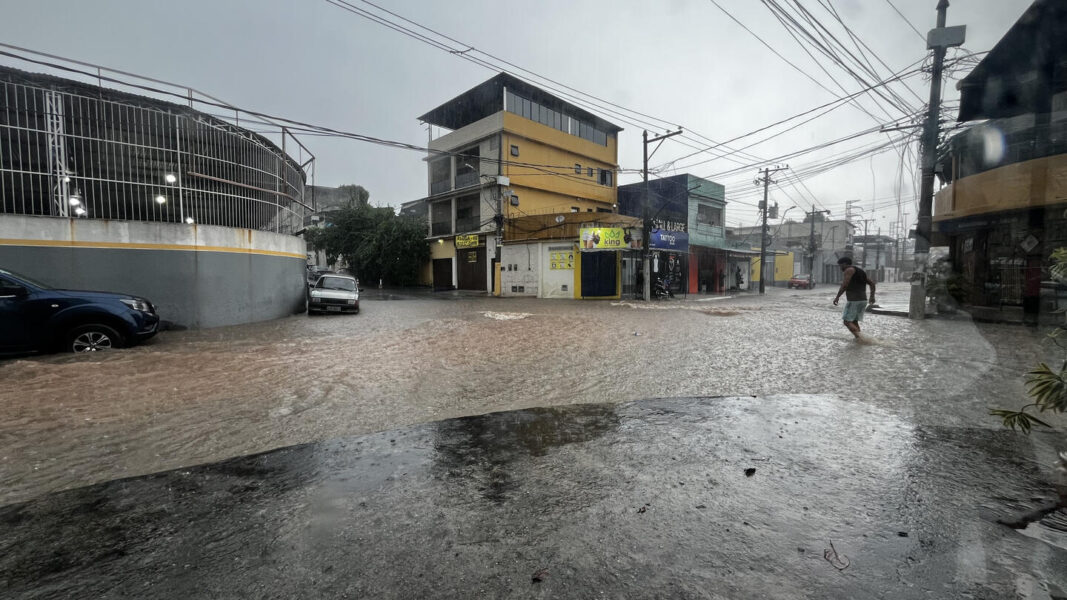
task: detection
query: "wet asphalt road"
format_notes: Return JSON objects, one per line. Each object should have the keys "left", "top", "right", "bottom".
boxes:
{"left": 0, "top": 283, "right": 1061, "bottom": 508}
{"left": 2, "top": 284, "right": 1067, "bottom": 598}
{"left": 2, "top": 395, "right": 1065, "bottom": 599}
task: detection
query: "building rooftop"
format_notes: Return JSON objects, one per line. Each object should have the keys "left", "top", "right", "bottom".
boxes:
{"left": 957, "top": 0, "right": 1067, "bottom": 121}
{"left": 419, "top": 73, "right": 622, "bottom": 134}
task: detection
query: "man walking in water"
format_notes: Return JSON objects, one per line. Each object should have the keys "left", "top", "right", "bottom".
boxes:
{"left": 832, "top": 256, "right": 876, "bottom": 339}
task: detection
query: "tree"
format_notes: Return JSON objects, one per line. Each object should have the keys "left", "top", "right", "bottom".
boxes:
{"left": 305, "top": 203, "right": 429, "bottom": 286}
{"left": 337, "top": 184, "right": 370, "bottom": 207}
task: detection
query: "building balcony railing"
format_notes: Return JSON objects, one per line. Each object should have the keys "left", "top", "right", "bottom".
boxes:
{"left": 454, "top": 171, "right": 479, "bottom": 189}
{"left": 430, "top": 179, "right": 451, "bottom": 195}
{"left": 939, "top": 118, "right": 1067, "bottom": 184}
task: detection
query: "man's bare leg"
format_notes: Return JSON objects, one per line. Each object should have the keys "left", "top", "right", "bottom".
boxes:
{"left": 844, "top": 320, "right": 861, "bottom": 339}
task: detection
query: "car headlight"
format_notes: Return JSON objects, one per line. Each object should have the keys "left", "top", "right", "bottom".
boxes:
{"left": 347, "top": 298, "right": 356, "bottom": 304}
{"left": 311, "top": 296, "right": 322, "bottom": 303}
{"left": 121, "top": 298, "right": 152, "bottom": 313}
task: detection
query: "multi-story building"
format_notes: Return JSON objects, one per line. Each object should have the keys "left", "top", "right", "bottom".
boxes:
{"left": 617, "top": 174, "right": 732, "bottom": 295}
{"left": 933, "top": 0, "right": 1067, "bottom": 321}
{"left": 412, "top": 73, "right": 623, "bottom": 295}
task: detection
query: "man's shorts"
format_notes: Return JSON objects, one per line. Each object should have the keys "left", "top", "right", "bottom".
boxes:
{"left": 842, "top": 300, "right": 867, "bottom": 322}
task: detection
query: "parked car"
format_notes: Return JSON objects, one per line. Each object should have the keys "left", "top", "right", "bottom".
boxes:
{"left": 788, "top": 274, "right": 815, "bottom": 289}
{"left": 306, "top": 266, "right": 331, "bottom": 286}
{"left": 308, "top": 274, "right": 359, "bottom": 314}
{"left": 0, "top": 268, "right": 160, "bottom": 354}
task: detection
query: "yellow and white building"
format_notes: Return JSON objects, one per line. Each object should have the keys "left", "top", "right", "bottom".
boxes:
{"left": 407, "top": 73, "right": 624, "bottom": 297}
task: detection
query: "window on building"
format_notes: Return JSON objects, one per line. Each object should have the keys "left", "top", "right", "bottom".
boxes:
{"left": 596, "top": 207, "right": 612, "bottom": 213}
{"left": 455, "top": 194, "right": 480, "bottom": 233}
{"left": 587, "top": 167, "right": 594, "bottom": 177}
{"left": 510, "top": 144, "right": 519, "bottom": 157}
{"left": 430, "top": 158, "right": 450, "bottom": 195}
{"left": 598, "top": 169, "right": 613, "bottom": 186}
{"left": 574, "top": 163, "right": 581, "bottom": 174}
{"left": 697, "top": 204, "right": 723, "bottom": 227}
{"left": 571, "top": 206, "right": 580, "bottom": 213}
{"left": 586, "top": 208, "right": 593, "bottom": 212}
{"left": 431, "top": 200, "right": 452, "bottom": 237}
{"left": 454, "top": 146, "right": 480, "bottom": 189}
{"left": 489, "top": 135, "right": 499, "bottom": 151}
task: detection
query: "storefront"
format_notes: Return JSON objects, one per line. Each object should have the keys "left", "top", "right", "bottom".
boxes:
{"left": 579, "top": 226, "right": 636, "bottom": 299}
{"left": 649, "top": 229, "right": 689, "bottom": 297}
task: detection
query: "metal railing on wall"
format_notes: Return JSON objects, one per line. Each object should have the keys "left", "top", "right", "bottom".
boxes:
{"left": 0, "top": 44, "right": 315, "bottom": 236}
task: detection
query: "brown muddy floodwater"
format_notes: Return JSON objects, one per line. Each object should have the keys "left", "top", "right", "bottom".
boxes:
{"left": 0, "top": 284, "right": 1056, "bottom": 505}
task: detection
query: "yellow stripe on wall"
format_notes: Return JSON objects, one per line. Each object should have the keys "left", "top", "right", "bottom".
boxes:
{"left": 0, "top": 238, "right": 306, "bottom": 259}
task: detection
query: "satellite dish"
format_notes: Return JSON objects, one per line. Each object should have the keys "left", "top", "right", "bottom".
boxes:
{"left": 555, "top": 215, "right": 565, "bottom": 223}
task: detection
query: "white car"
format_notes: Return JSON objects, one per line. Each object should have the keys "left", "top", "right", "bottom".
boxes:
{"left": 308, "top": 274, "right": 359, "bottom": 314}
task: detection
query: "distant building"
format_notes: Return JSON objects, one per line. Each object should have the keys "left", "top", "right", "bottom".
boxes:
{"left": 412, "top": 73, "right": 626, "bottom": 298}
{"left": 729, "top": 219, "right": 855, "bottom": 287}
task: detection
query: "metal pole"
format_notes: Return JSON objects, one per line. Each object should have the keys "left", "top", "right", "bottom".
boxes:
{"left": 643, "top": 130, "right": 650, "bottom": 302}
{"left": 641, "top": 128, "right": 683, "bottom": 301}
{"left": 911, "top": 0, "right": 954, "bottom": 319}
{"left": 809, "top": 205, "right": 817, "bottom": 277}
{"left": 875, "top": 227, "right": 882, "bottom": 282}
{"left": 759, "top": 171, "right": 770, "bottom": 295}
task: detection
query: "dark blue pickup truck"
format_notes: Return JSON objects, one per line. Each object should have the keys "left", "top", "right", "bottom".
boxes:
{"left": 0, "top": 268, "right": 160, "bottom": 354}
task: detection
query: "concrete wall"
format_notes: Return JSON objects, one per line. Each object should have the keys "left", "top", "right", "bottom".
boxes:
{"left": 500, "top": 242, "right": 540, "bottom": 297}
{"left": 541, "top": 243, "right": 576, "bottom": 298}
{"left": 0, "top": 215, "right": 306, "bottom": 329}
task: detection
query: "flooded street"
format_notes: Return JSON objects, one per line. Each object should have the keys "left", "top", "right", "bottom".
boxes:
{"left": 0, "top": 283, "right": 1061, "bottom": 506}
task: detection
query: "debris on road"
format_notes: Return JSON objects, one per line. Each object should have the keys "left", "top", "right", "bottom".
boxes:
{"left": 744, "top": 468, "right": 756, "bottom": 477}
{"left": 532, "top": 568, "right": 549, "bottom": 583}
{"left": 824, "top": 540, "right": 850, "bottom": 570}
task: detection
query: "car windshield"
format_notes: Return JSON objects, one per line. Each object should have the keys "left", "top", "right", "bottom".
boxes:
{"left": 318, "top": 277, "right": 355, "bottom": 291}
{"left": 0, "top": 268, "right": 51, "bottom": 289}
{"left": 3, "top": 3, "right": 1065, "bottom": 598}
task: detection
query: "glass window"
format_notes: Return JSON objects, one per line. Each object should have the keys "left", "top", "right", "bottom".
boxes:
{"left": 697, "top": 204, "right": 723, "bottom": 227}
{"left": 587, "top": 167, "right": 594, "bottom": 177}
{"left": 522, "top": 98, "right": 531, "bottom": 120}
{"left": 575, "top": 163, "right": 581, "bottom": 174}
{"left": 318, "top": 277, "right": 356, "bottom": 291}
{"left": 431, "top": 200, "right": 452, "bottom": 236}
{"left": 510, "top": 144, "right": 519, "bottom": 157}
{"left": 599, "top": 169, "right": 613, "bottom": 186}
{"left": 455, "top": 194, "right": 480, "bottom": 233}
{"left": 593, "top": 128, "right": 607, "bottom": 146}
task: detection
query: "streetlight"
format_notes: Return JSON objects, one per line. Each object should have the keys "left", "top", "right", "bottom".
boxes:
{"left": 155, "top": 195, "right": 167, "bottom": 205}
{"left": 164, "top": 173, "right": 177, "bottom": 184}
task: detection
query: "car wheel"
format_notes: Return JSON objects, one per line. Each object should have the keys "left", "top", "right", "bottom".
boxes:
{"left": 67, "top": 324, "right": 124, "bottom": 353}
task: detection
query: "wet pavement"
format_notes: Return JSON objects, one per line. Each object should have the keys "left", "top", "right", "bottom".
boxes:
{"left": 2, "top": 395, "right": 1065, "bottom": 599}
{"left": 0, "top": 283, "right": 1063, "bottom": 508}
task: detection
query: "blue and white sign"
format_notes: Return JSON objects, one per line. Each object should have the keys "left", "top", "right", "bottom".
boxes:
{"left": 649, "top": 229, "right": 689, "bottom": 252}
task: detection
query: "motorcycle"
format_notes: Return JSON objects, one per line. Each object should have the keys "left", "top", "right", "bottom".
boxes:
{"left": 653, "top": 276, "right": 675, "bottom": 299}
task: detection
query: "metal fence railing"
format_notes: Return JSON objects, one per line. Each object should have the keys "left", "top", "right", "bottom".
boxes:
{"left": 0, "top": 77, "right": 312, "bottom": 235}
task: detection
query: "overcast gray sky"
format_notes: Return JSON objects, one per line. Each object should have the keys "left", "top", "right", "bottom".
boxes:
{"left": 0, "top": 0, "right": 1031, "bottom": 233}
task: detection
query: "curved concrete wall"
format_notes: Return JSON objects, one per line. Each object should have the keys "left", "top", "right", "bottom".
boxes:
{"left": 0, "top": 215, "right": 306, "bottom": 329}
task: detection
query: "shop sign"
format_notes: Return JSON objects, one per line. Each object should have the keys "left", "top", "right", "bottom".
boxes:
{"left": 580, "top": 227, "right": 625, "bottom": 251}
{"left": 650, "top": 229, "right": 689, "bottom": 251}
{"left": 466, "top": 250, "right": 478, "bottom": 263}
{"left": 456, "top": 234, "right": 480, "bottom": 249}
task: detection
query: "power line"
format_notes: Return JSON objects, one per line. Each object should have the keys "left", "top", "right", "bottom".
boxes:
{"left": 660, "top": 57, "right": 926, "bottom": 172}
{"left": 335, "top": 0, "right": 768, "bottom": 169}
{"left": 883, "top": 0, "right": 927, "bottom": 42}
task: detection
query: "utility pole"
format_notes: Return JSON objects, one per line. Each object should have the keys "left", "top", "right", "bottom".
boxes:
{"left": 643, "top": 128, "right": 683, "bottom": 301}
{"left": 910, "top": 0, "right": 965, "bottom": 319}
{"left": 807, "top": 205, "right": 830, "bottom": 279}
{"left": 756, "top": 165, "right": 788, "bottom": 294}
{"left": 874, "top": 227, "right": 882, "bottom": 283}
{"left": 858, "top": 219, "right": 872, "bottom": 267}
